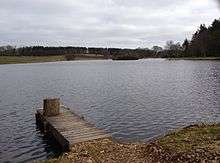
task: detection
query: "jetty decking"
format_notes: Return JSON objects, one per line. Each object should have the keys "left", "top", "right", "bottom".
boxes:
{"left": 36, "top": 99, "right": 110, "bottom": 151}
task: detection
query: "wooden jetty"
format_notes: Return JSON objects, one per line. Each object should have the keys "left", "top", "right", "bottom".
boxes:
{"left": 36, "top": 98, "right": 111, "bottom": 151}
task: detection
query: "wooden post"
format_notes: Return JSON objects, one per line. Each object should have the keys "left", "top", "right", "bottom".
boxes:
{"left": 43, "top": 98, "right": 60, "bottom": 116}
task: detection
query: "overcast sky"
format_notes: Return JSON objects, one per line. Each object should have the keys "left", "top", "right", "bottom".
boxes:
{"left": 0, "top": 0, "right": 219, "bottom": 48}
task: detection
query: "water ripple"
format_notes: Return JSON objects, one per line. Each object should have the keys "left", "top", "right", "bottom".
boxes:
{"left": 0, "top": 59, "right": 220, "bottom": 162}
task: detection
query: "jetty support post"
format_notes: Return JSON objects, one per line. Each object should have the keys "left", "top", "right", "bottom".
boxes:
{"left": 43, "top": 98, "right": 60, "bottom": 116}
{"left": 36, "top": 98, "right": 60, "bottom": 133}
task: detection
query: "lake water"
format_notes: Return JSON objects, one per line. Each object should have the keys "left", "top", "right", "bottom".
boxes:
{"left": 0, "top": 59, "right": 220, "bottom": 162}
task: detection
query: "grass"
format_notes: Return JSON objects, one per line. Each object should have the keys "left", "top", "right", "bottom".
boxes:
{"left": 0, "top": 56, "right": 66, "bottom": 64}
{"left": 157, "top": 123, "right": 220, "bottom": 154}
{"left": 0, "top": 55, "right": 107, "bottom": 65}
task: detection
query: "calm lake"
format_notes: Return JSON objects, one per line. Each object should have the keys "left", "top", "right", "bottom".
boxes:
{"left": 0, "top": 59, "right": 220, "bottom": 162}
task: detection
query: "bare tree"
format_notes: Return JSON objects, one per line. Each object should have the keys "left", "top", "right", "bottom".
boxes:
{"left": 152, "top": 46, "right": 163, "bottom": 52}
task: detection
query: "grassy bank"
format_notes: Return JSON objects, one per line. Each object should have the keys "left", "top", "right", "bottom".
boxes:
{"left": 0, "top": 55, "right": 107, "bottom": 65}
{"left": 0, "top": 56, "right": 66, "bottom": 64}
{"left": 38, "top": 123, "right": 220, "bottom": 163}
{"left": 154, "top": 123, "right": 220, "bottom": 162}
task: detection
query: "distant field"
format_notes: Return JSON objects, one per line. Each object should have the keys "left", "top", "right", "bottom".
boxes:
{"left": 0, "top": 55, "right": 106, "bottom": 64}
{"left": 0, "top": 56, "right": 66, "bottom": 64}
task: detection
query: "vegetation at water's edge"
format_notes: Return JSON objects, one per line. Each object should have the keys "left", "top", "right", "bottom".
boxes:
{"left": 0, "top": 56, "right": 66, "bottom": 64}
{"left": 160, "top": 18, "right": 220, "bottom": 58}
{"left": 37, "top": 123, "right": 220, "bottom": 163}
{"left": 0, "top": 54, "right": 107, "bottom": 64}
{"left": 112, "top": 54, "right": 140, "bottom": 60}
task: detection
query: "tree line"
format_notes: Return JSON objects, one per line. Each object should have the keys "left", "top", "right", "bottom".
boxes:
{"left": 0, "top": 46, "right": 156, "bottom": 59}
{"left": 160, "top": 18, "right": 220, "bottom": 58}
{"left": 187, "top": 18, "right": 220, "bottom": 57}
{"left": 0, "top": 18, "right": 219, "bottom": 59}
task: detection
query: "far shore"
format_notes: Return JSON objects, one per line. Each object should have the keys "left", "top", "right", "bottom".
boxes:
{"left": 0, "top": 55, "right": 107, "bottom": 65}
{"left": 167, "top": 57, "right": 220, "bottom": 60}
{"left": 0, "top": 56, "right": 220, "bottom": 65}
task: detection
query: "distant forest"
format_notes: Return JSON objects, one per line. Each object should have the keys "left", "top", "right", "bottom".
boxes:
{"left": 0, "top": 18, "right": 219, "bottom": 59}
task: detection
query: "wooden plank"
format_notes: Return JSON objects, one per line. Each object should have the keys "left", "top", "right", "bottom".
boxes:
{"left": 62, "top": 130, "right": 106, "bottom": 138}
{"left": 68, "top": 132, "right": 110, "bottom": 140}
{"left": 61, "top": 128, "right": 104, "bottom": 135}
{"left": 69, "top": 134, "right": 111, "bottom": 144}
{"left": 48, "top": 122, "right": 87, "bottom": 128}
{"left": 47, "top": 115, "right": 80, "bottom": 121}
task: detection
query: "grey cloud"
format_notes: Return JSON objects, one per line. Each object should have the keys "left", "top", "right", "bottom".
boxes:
{"left": 215, "top": 0, "right": 220, "bottom": 7}
{"left": 0, "top": 0, "right": 219, "bottom": 48}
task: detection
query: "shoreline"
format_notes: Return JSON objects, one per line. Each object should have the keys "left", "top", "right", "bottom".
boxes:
{"left": 0, "top": 56, "right": 220, "bottom": 65}
{"left": 39, "top": 123, "right": 220, "bottom": 163}
{"left": 0, "top": 55, "right": 107, "bottom": 65}
{"left": 167, "top": 57, "right": 220, "bottom": 60}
